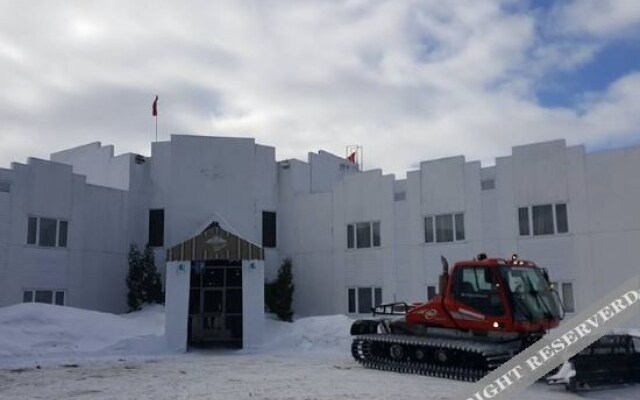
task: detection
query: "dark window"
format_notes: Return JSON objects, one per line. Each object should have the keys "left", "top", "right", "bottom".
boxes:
{"left": 454, "top": 213, "right": 465, "bottom": 241}
{"left": 532, "top": 205, "right": 554, "bottom": 235}
{"left": 35, "top": 290, "right": 53, "bottom": 304}
{"left": 190, "top": 265, "right": 202, "bottom": 288}
{"left": 148, "top": 209, "right": 165, "bottom": 247}
{"left": 427, "top": 285, "right": 437, "bottom": 300}
{"left": 562, "top": 283, "right": 575, "bottom": 313}
{"left": 39, "top": 218, "right": 57, "bottom": 247}
{"left": 225, "top": 288, "right": 243, "bottom": 314}
{"left": 372, "top": 222, "right": 381, "bottom": 247}
{"left": 424, "top": 216, "right": 434, "bottom": 243}
{"left": 58, "top": 221, "right": 68, "bottom": 247}
{"left": 226, "top": 268, "right": 242, "bottom": 287}
{"left": 374, "top": 287, "right": 382, "bottom": 306}
{"left": 356, "top": 223, "right": 371, "bottom": 248}
{"left": 347, "top": 224, "right": 354, "bottom": 249}
{"left": 55, "top": 291, "right": 65, "bottom": 306}
{"left": 23, "top": 291, "right": 33, "bottom": 302}
{"left": 203, "top": 290, "right": 223, "bottom": 313}
{"left": 348, "top": 288, "right": 356, "bottom": 313}
{"left": 189, "top": 289, "right": 201, "bottom": 314}
{"left": 0, "top": 181, "right": 10, "bottom": 193}
{"left": 435, "top": 214, "right": 454, "bottom": 243}
{"left": 481, "top": 179, "right": 495, "bottom": 190}
{"left": 454, "top": 267, "right": 504, "bottom": 316}
{"left": 518, "top": 207, "right": 530, "bottom": 236}
{"left": 358, "top": 288, "right": 372, "bottom": 313}
{"left": 555, "top": 204, "right": 568, "bottom": 233}
{"left": 394, "top": 191, "right": 406, "bottom": 201}
{"left": 27, "top": 217, "right": 37, "bottom": 245}
{"left": 262, "top": 211, "right": 276, "bottom": 248}
{"left": 203, "top": 268, "right": 224, "bottom": 287}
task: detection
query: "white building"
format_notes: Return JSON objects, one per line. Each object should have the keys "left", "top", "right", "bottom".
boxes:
{"left": 1, "top": 135, "right": 640, "bottom": 337}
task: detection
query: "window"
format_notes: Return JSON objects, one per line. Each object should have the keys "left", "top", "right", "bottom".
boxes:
{"left": 356, "top": 223, "right": 371, "bottom": 248}
{"left": 348, "top": 288, "right": 356, "bottom": 313}
{"left": 23, "top": 289, "right": 65, "bottom": 306}
{"left": 374, "top": 287, "right": 382, "bottom": 306}
{"left": 555, "top": 204, "right": 568, "bottom": 234}
{"left": 394, "top": 191, "right": 406, "bottom": 201}
{"left": 262, "top": 211, "right": 277, "bottom": 248}
{"left": 481, "top": 179, "right": 495, "bottom": 190}
{"left": 358, "top": 288, "right": 372, "bottom": 314}
{"left": 58, "top": 221, "right": 68, "bottom": 247}
{"left": 562, "top": 283, "right": 575, "bottom": 313}
{"left": 454, "top": 266, "right": 504, "bottom": 316}
{"left": 372, "top": 222, "right": 381, "bottom": 247}
{"left": 425, "top": 213, "right": 465, "bottom": 243}
{"left": 39, "top": 218, "right": 57, "bottom": 247}
{"left": 553, "top": 282, "right": 575, "bottom": 313}
{"left": 454, "top": 213, "right": 465, "bottom": 241}
{"left": 26, "top": 216, "right": 69, "bottom": 248}
{"left": 348, "top": 287, "right": 382, "bottom": 314}
{"left": 148, "top": 209, "right": 165, "bottom": 247}
{"left": 518, "top": 207, "right": 530, "bottom": 236}
{"left": 347, "top": 221, "right": 381, "bottom": 249}
{"left": 0, "top": 181, "right": 10, "bottom": 193}
{"left": 532, "top": 205, "right": 554, "bottom": 235}
{"left": 424, "top": 216, "right": 434, "bottom": 243}
{"left": 426, "top": 285, "right": 437, "bottom": 300}
{"left": 435, "top": 215, "right": 453, "bottom": 242}
{"left": 518, "top": 203, "right": 569, "bottom": 236}
{"left": 27, "top": 217, "right": 37, "bottom": 245}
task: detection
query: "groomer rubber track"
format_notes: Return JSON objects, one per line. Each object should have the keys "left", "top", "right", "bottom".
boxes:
{"left": 351, "top": 334, "right": 519, "bottom": 382}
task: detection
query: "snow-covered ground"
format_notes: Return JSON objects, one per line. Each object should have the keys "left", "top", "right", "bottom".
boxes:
{"left": 0, "top": 304, "right": 639, "bottom": 399}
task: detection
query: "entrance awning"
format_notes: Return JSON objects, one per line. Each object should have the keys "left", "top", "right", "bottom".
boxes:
{"left": 167, "top": 222, "right": 264, "bottom": 262}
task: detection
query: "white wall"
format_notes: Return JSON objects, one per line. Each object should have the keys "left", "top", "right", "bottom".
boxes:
{"left": 5, "top": 134, "right": 640, "bottom": 330}
{"left": 165, "top": 261, "right": 190, "bottom": 352}
{"left": 0, "top": 158, "right": 131, "bottom": 312}
{"left": 242, "top": 259, "right": 265, "bottom": 349}
{"left": 51, "top": 142, "right": 132, "bottom": 191}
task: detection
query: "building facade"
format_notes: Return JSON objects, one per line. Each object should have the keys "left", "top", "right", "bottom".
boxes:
{"left": 1, "top": 136, "right": 639, "bottom": 327}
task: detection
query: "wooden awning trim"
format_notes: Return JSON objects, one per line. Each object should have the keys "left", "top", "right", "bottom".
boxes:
{"left": 167, "top": 225, "right": 264, "bottom": 261}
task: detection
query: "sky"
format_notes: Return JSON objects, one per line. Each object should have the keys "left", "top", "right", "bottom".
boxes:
{"left": 1, "top": 0, "right": 640, "bottom": 175}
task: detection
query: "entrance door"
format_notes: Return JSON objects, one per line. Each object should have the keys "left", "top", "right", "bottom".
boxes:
{"left": 188, "top": 261, "right": 243, "bottom": 346}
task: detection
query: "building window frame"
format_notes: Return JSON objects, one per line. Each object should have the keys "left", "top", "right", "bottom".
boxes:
{"left": 426, "top": 284, "right": 437, "bottom": 301}
{"left": 424, "top": 213, "right": 465, "bottom": 244}
{"left": 148, "top": 209, "right": 165, "bottom": 247}
{"left": 346, "top": 221, "right": 381, "bottom": 249}
{"left": 347, "top": 286, "right": 382, "bottom": 314}
{"left": 22, "top": 288, "right": 66, "bottom": 306}
{"left": 26, "top": 216, "right": 69, "bottom": 248}
{"left": 262, "top": 210, "right": 277, "bottom": 248}
{"left": 518, "top": 203, "right": 569, "bottom": 237}
{"left": 551, "top": 281, "right": 575, "bottom": 313}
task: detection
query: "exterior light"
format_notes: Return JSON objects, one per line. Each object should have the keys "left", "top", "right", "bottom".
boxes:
{"left": 493, "top": 321, "right": 499, "bottom": 328}
{"left": 206, "top": 234, "right": 227, "bottom": 251}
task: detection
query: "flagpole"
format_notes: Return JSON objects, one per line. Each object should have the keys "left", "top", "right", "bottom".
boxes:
{"left": 155, "top": 114, "right": 158, "bottom": 142}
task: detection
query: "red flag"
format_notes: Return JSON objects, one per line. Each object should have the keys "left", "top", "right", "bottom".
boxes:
{"left": 347, "top": 151, "right": 357, "bottom": 163}
{"left": 152, "top": 95, "right": 158, "bottom": 116}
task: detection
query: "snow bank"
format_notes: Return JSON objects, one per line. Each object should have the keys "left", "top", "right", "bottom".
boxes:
{"left": 261, "top": 314, "right": 354, "bottom": 354}
{"left": 0, "top": 303, "right": 170, "bottom": 368}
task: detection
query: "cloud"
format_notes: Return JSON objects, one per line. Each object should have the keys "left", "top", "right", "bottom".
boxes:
{"left": 553, "top": 0, "right": 640, "bottom": 38}
{"left": 0, "top": 0, "right": 639, "bottom": 176}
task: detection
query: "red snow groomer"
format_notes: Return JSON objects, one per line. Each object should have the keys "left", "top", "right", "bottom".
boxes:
{"left": 350, "top": 254, "right": 640, "bottom": 391}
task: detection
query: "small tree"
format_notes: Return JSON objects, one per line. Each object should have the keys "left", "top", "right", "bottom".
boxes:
{"left": 126, "top": 243, "right": 164, "bottom": 312}
{"left": 265, "top": 258, "right": 294, "bottom": 322}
